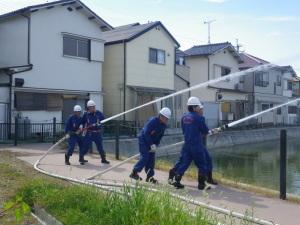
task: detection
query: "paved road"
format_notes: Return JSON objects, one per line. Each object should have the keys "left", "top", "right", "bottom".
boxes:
{"left": 2, "top": 144, "right": 299, "bottom": 225}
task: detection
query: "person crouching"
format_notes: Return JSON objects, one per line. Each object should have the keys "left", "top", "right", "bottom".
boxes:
{"left": 129, "top": 107, "right": 171, "bottom": 183}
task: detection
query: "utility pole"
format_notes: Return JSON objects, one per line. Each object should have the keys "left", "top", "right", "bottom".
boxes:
{"left": 204, "top": 20, "right": 216, "bottom": 44}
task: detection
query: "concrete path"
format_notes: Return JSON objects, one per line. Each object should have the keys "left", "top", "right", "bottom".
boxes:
{"left": 1, "top": 144, "right": 300, "bottom": 225}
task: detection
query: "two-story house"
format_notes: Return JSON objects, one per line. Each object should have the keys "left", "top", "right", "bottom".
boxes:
{"left": 240, "top": 53, "right": 299, "bottom": 125}
{"left": 102, "top": 21, "right": 180, "bottom": 125}
{"left": 184, "top": 42, "right": 246, "bottom": 128}
{"left": 0, "top": 0, "right": 112, "bottom": 123}
{"left": 174, "top": 49, "right": 190, "bottom": 127}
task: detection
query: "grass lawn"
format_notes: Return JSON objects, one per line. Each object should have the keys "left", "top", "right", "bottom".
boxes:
{"left": 0, "top": 151, "right": 218, "bottom": 225}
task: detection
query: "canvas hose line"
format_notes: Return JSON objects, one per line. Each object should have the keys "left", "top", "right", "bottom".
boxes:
{"left": 33, "top": 64, "right": 285, "bottom": 225}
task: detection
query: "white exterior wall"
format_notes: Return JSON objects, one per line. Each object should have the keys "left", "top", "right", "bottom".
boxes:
{"left": 210, "top": 49, "right": 240, "bottom": 90}
{"left": 0, "top": 15, "right": 28, "bottom": 67}
{"left": 14, "top": 6, "right": 104, "bottom": 94}
{"left": 1, "top": 6, "right": 106, "bottom": 122}
{"left": 187, "top": 49, "right": 242, "bottom": 102}
{"left": 126, "top": 25, "right": 175, "bottom": 90}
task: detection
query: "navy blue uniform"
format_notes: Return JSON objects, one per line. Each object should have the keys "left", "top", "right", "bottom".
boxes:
{"left": 175, "top": 112, "right": 209, "bottom": 176}
{"left": 65, "top": 114, "right": 83, "bottom": 157}
{"left": 133, "top": 117, "right": 166, "bottom": 177}
{"left": 81, "top": 110, "right": 106, "bottom": 159}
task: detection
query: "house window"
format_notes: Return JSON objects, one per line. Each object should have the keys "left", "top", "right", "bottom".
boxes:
{"left": 15, "top": 92, "right": 63, "bottom": 111}
{"left": 288, "top": 106, "right": 297, "bottom": 114}
{"left": 277, "top": 75, "right": 281, "bottom": 86}
{"left": 261, "top": 104, "right": 269, "bottom": 111}
{"left": 277, "top": 108, "right": 281, "bottom": 115}
{"left": 149, "top": 48, "right": 165, "bottom": 65}
{"left": 255, "top": 72, "right": 269, "bottom": 87}
{"left": 63, "top": 35, "right": 89, "bottom": 59}
{"left": 221, "top": 67, "right": 231, "bottom": 76}
{"left": 287, "top": 81, "right": 293, "bottom": 90}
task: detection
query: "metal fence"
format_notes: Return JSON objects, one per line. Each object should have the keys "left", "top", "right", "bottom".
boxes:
{"left": 0, "top": 118, "right": 139, "bottom": 145}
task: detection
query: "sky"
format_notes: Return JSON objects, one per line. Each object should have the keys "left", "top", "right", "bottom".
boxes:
{"left": 0, "top": 0, "right": 299, "bottom": 74}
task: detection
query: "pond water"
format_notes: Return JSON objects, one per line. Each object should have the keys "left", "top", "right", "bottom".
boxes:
{"left": 158, "top": 138, "right": 300, "bottom": 196}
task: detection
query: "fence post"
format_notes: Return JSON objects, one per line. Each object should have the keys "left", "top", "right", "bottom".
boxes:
{"left": 115, "top": 120, "right": 120, "bottom": 160}
{"left": 52, "top": 117, "right": 56, "bottom": 144}
{"left": 14, "top": 117, "right": 18, "bottom": 146}
{"left": 41, "top": 123, "right": 44, "bottom": 142}
{"left": 280, "top": 129, "right": 287, "bottom": 200}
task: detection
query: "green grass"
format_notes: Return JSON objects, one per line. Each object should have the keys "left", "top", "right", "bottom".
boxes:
{"left": 19, "top": 180, "right": 218, "bottom": 225}
{"left": 0, "top": 151, "right": 219, "bottom": 225}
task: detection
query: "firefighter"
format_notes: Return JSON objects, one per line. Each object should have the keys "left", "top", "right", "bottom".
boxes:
{"left": 168, "top": 101, "right": 218, "bottom": 187}
{"left": 171, "top": 97, "right": 210, "bottom": 190}
{"left": 129, "top": 107, "right": 171, "bottom": 183}
{"left": 81, "top": 100, "right": 109, "bottom": 165}
{"left": 64, "top": 105, "right": 83, "bottom": 165}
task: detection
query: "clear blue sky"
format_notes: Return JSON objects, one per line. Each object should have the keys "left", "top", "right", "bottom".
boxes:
{"left": 1, "top": 0, "right": 299, "bottom": 73}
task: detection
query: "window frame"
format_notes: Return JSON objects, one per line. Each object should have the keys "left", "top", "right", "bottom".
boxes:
{"left": 63, "top": 35, "right": 90, "bottom": 60}
{"left": 287, "top": 81, "right": 293, "bottom": 91}
{"left": 255, "top": 72, "right": 269, "bottom": 87}
{"left": 221, "top": 66, "right": 231, "bottom": 77}
{"left": 149, "top": 48, "right": 166, "bottom": 65}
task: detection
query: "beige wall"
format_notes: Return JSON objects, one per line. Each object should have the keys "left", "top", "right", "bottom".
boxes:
{"left": 186, "top": 57, "right": 210, "bottom": 99}
{"left": 102, "top": 44, "right": 124, "bottom": 117}
{"left": 103, "top": 25, "right": 177, "bottom": 120}
{"left": 186, "top": 49, "right": 242, "bottom": 102}
{"left": 126, "top": 25, "right": 176, "bottom": 90}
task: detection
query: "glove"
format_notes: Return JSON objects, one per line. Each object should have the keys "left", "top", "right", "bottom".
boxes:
{"left": 209, "top": 128, "right": 220, "bottom": 135}
{"left": 65, "top": 134, "right": 70, "bottom": 139}
{"left": 150, "top": 144, "right": 157, "bottom": 152}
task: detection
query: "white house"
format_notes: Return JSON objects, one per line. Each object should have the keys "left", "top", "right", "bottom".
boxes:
{"left": 0, "top": 0, "right": 113, "bottom": 123}
{"left": 101, "top": 21, "right": 180, "bottom": 125}
{"left": 184, "top": 42, "right": 246, "bottom": 127}
{"left": 239, "top": 53, "right": 299, "bottom": 125}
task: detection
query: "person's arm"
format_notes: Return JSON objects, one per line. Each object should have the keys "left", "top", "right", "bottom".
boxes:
{"left": 96, "top": 111, "right": 105, "bottom": 129}
{"left": 155, "top": 126, "right": 166, "bottom": 146}
{"left": 198, "top": 116, "right": 209, "bottom": 135}
{"left": 65, "top": 117, "right": 71, "bottom": 133}
{"left": 143, "top": 118, "right": 156, "bottom": 146}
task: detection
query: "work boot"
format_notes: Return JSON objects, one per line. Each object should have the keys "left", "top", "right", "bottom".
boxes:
{"left": 146, "top": 176, "right": 158, "bottom": 184}
{"left": 101, "top": 158, "right": 110, "bottom": 164}
{"left": 65, "top": 154, "right": 70, "bottom": 165}
{"left": 79, "top": 155, "right": 87, "bottom": 165}
{"left": 207, "top": 172, "right": 218, "bottom": 186}
{"left": 173, "top": 174, "right": 184, "bottom": 189}
{"left": 198, "top": 173, "right": 211, "bottom": 190}
{"left": 168, "top": 168, "right": 176, "bottom": 184}
{"left": 129, "top": 170, "right": 142, "bottom": 181}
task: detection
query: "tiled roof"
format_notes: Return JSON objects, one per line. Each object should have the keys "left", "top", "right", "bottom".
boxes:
{"left": 0, "top": 0, "right": 113, "bottom": 30}
{"left": 102, "top": 21, "right": 180, "bottom": 47}
{"left": 184, "top": 42, "right": 242, "bottom": 62}
{"left": 184, "top": 42, "right": 230, "bottom": 56}
{"left": 239, "top": 53, "right": 269, "bottom": 70}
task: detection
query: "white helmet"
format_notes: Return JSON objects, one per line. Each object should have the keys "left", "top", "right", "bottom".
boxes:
{"left": 73, "top": 105, "right": 82, "bottom": 112}
{"left": 87, "top": 100, "right": 96, "bottom": 107}
{"left": 159, "top": 107, "right": 171, "bottom": 119}
{"left": 187, "top": 96, "right": 203, "bottom": 108}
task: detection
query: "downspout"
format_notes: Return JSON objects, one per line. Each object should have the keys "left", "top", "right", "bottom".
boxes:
{"left": 123, "top": 40, "right": 126, "bottom": 121}
{"left": 22, "top": 14, "right": 31, "bottom": 65}
{"left": 8, "top": 75, "right": 12, "bottom": 132}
